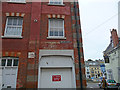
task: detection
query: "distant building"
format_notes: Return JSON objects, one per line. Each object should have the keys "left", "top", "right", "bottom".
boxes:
{"left": 85, "top": 62, "right": 90, "bottom": 79}
{"left": 103, "top": 29, "right": 120, "bottom": 83}
{"left": 99, "top": 60, "right": 106, "bottom": 76}
{"left": 85, "top": 60, "right": 104, "bottom": 79}
{"left": 89, "top": 65, "right": 102, "bottom": 78}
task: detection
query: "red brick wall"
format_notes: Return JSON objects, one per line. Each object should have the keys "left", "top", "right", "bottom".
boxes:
{"left": 2, "top": 2, "right": 86, "bottom": 88}
{"left": 2, "top": 2, "right": 32, "bottom": 88}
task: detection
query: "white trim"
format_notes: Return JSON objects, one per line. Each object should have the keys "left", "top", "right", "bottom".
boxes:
{"left": 38, "top": 50, "right": 76, "bottom": 88}
{"left": 48, "top": 0, "right": 64, "bottom": 5}
{"left": 40, "top": 66, "right": 72, "bottom": 69}
{"left": 2, "top": 35, "right": 23, "bottom": 38}
{"left": 47, "top": 36, "right": 66, "bottom": 39}
{"left": 6, "top": 13, "right": 10, "bottom": 16}
{"left": 1, "top": 57, "right": 19, "bottom": 67}
{"left": 4, "top": 17, "right": 23, "bottom": 37}
{"left": 48, "top": 19, "right": 65, "bottom": 37}
{"left": 39, "top": 50, "right": 74, "bottom": 59}
{"left": 48, "top": 3, "right": 65, "bottom": 6}
{"left": 7, "top": 0, "right": 26, "bottom": 3}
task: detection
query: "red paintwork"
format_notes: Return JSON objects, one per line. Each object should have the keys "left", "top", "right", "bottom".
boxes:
{"left": 52, "top": 75, "right": 61, "bottom": 81}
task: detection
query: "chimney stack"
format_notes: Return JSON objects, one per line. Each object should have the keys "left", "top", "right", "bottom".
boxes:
{"left": 111, "top": 29, "right": 119, "bottom": 47}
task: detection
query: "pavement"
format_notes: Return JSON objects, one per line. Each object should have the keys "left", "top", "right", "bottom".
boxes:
{"left": 87, "top": 82, "right": 120, "bottom": 90}
{"left": 87, "top": 82, "right": 100, "bottom": 88}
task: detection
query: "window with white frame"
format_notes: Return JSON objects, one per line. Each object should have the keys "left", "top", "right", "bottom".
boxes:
{"left": 0, "top": 57, "right": 19, "bottom": 67}
{"left": 4, "top": 17, "right": 23, "bottom": 37}
{"left": 48, "top": 19, "right": 64, "bottom": 37}
{"left": 8, "top": 0, "right": 26, "bottom": 3}
{"left": 49, "top": 0, "right": 63, "bottom": 5}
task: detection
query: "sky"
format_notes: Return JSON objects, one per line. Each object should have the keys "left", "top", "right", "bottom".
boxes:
{"left": 78, "top": 0, "right": 119, "bottom": 60}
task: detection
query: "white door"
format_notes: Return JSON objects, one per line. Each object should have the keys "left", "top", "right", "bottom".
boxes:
{"left": 1, "top": 57, "right": 19, "bottom": 88}
{"left": 40, "top": 68, "right": 72, "bottom": 88}
{"left": 2, "top": 67, "right": 18, "bottom": 88}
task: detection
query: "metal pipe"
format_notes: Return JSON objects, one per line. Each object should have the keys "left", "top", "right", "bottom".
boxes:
{"left": 74, "top": 1, "right": 83, "bottom": 89}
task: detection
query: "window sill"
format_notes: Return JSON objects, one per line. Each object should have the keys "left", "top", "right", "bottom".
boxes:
{"left": 48, "top": 3, "right": 65, "bottom": 6}
{"left": 7, "top": 1, "right": 26, "bottom": 4}
{"left": 47, "top": 37, "right": 66, "bottom": 40}
{"left": 0, "top": 66, "right": 18, "bottom": 69}
{"left": 1, "top": 36, "right": 23, "bottom": 39}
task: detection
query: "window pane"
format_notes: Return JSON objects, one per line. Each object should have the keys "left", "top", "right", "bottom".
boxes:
{"left": 13, "top": 18, "right": 17, "bottom": 25}
{"left": 18, "top": 19, "right": 23, "bottom": 25}
{"left": 50, "top": 0, "right": 62, "bottom": 4}
{"left": 49, "top": 19, "right": 64, "bottom": 37}
{"left": 6, "top": 27, "right": 13, "bottom": 35}
{"left": 54, "top": 20, "right": 58, "bottom": 27}
{"left": 13, "top": 59, "right": 18, "bottom": 66}
{"left": 50, "top": 20, "right": 54, "bottom": 27}
{"left": 2, "top": 59, "right": 6, "bottom": 66}
{"left": 50, "top": 31, "right": 54, "bottom": 36}
{"left": 5, "top": 17, "right": 23, "bottom": 36}
{"left": 59, "top": 31, "right": 63, "bottom": 36}
{"left": 12, "top": 27, "right": 16, "bottom": 35}
{"left": 58, "top": 20, "right": 63, "bottom": 27}
{"left": 7, "top": 18, "right": 13, "bottom": 25}
{"left": 7, "top": 59, "right": 12, "bottom": 66}
{"left": 54, "top": 31, "right": 58, "bottom": 36}
{"left": 13, "top": 27, "right": 21, "bottom": 35}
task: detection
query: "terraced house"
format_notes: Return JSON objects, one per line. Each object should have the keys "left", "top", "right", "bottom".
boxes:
{"left": 1, "top": 0, "right": 86, "bottom": 89}
{"left": 104, "top": 29, "right": 120, "bottom": 84}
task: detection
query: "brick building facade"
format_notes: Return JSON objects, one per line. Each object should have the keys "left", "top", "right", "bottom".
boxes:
{"left": 1, "top": 0, "right": 86, "bottom": 88}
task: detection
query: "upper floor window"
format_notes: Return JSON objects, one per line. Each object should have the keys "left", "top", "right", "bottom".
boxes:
{"left": 4, "top": 17, "right": 23, "bottom": 37}
{"left": 48, "top": 19, "right": 64, "bottom": 37}
{"left": 0, "top": 57, "right": 19, "bottom": 67}
{"left": 104, "top": 55, "right": 109, "bottom": 63}
{"left": 7, "top": 0, "right": 26, "bottom": 3}
{"left": 49, "top": 0, "right": 63, "bottom": 5}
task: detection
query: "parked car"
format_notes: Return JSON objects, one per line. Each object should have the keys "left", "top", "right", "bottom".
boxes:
{"left": 98, "top": 79, "right": 118, "bottom": 89}
{"left": 106, "top": 80, "right": 118, "bottom": 88}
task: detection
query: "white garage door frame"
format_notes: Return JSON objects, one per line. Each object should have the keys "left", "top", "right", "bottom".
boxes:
{"left": 38, "top": 50, "right": 76, "bottom": 88}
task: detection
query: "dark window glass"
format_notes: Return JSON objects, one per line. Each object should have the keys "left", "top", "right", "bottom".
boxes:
{"left": 107, "top": 80, "right": 116, "bottom": 83}
{"left": 7, "top": 59, "right": 12, "bottom": 66}
{"left": 104, "top": 56, "right": 109, "bottom": 63}
{"left": 54, "top": 31, "right": 58, "bottom": 36}
{"left": 13, "top": 59, "right": 18, "bottom": 66}
{"left": 13, "top": 18, "right": 17, "bottom": 25}
{"left": 59, "top": 31, "right": 63, "bottom": 36}
{"left": 50, "top": 31, "right": 54, "bottom": 36}
{"left": 2, "top": 59, "right": 6, "bottom": 66}
{"left": 87, "top": 72, "right": 89, "bottom": 74}
{"left": 7, "top": 18, "right": 12, "bottom": 25}
{"left": 18, "top": 18, "right": 23, "bottom": 25}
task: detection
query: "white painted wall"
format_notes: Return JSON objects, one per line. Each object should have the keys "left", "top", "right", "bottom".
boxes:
{"left": 118, "top": 48, "right": 120, "bottom": 83}
{"left": 0, "top": 67, "right": 2, "bottom": 90}
{"left": 118, "top": 1, "right": 120, "bottom": 37}
{"left": 105, "top": 49, "right": 120, "bottom": 83}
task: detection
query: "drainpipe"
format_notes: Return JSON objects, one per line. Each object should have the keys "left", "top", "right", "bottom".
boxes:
{"left": 74, "top": 1, "right": 83, "bottom": 89}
